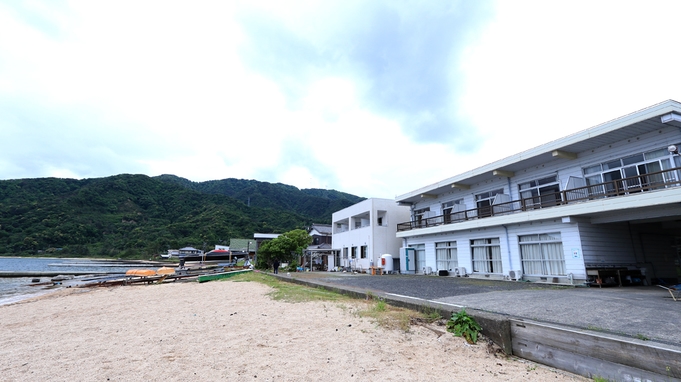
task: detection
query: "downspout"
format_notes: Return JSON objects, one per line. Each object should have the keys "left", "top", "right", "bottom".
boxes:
{"left": 503, "top": 224, "right": 513, "bottom": 271}
{"left": 504, "top": 176, "right": 514, "bottom": 272}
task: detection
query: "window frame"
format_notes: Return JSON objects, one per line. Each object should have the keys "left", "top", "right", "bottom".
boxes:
{"left": 470, "top": 238, "right": 502, "bottom": 274}
{"left": 519, "top": 233, "right": 566, "bottom": 276}
{"left": 435, "top": 241, "right": 458, "bottom": 271}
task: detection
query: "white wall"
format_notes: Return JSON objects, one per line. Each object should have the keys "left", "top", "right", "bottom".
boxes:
{"left": 332, "top": 198, "right": 410, "bottom": 271}
{"left": 404, "top": 218, "right": 588, "bottom": 280}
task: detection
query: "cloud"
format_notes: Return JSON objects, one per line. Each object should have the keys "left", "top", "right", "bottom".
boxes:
{"left": 236, "top": 1, "right": 493, "bottom": 148}
{"left": 4, "top": 1, "right": 679, "bottom": 201}
{"left": 0, "top": 95, "right": 156, "bottom": 179}
{"left": 458, "top": 0, "right": 681, "bottom": 166}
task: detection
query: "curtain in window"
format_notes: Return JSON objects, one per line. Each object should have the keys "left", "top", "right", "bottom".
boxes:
{"left": 449, "top": 248, "right": 458, "bottom": 270}
{"left": 520, "top": 243, "right": 544, "bottom": 274}
{"left": 520, "top": 241, "right": 565, "bottom": 276}
{"left": 472, "top": 239, "right": 501, "bottom": 273}
{"left": 436, "top": 245, "right": 458, "bottom": 271}
{"left": 490, "top": 245, "right": 502, "bottom": 273}
{"left": 436, "top": 247, "right": 448, "bottom": 270}
{"left": 660, "top": 158, "right": 679, "bottom": 186}
{"left": 542, "top": 242, "right": 566, "bottom": 275}
{"left": 472, "top": 246, "right": 490, "bottom": 272}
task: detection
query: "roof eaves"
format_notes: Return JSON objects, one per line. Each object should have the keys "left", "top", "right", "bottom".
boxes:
{"left": 396, "top": 99, "right": 681, "bottom": 202}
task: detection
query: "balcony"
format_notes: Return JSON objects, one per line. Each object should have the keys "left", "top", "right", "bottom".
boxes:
{"left": 397, "top": 166, "right": 681, "bottom": 232}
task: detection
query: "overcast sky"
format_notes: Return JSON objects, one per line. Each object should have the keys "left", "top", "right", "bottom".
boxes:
{"left": 2, "top": 1, "right": 681, "bottom": 199}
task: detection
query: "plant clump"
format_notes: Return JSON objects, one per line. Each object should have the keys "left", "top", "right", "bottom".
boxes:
{"left": 446, "top": 308, "right": 482, "bottom": 344}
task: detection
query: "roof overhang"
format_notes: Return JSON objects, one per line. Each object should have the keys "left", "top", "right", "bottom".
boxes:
{"left": 397, "top": 187, "right": 681, "bottom": 237}
{"left": 396, "top": 100, "right": 681, "bottom": 204}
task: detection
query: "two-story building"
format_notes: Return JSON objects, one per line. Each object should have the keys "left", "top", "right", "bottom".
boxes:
{"left": 332, "top": 198, "right": 410, "bottom": 272}
{"left": 395, "top": 100, "right": 681, "bottom": 285}
{"left": 303, "top": 224, "right": 337, "bottom": 271}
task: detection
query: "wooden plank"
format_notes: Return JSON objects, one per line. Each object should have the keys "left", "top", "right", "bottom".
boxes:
{"left": 512, "top": 337, "right": 679, "bottom": 382}
{"left": 197, "top": 269, "right": 252, "bottom": 283}
{"left": 510, "top": 319, "right": 681, "bottom": 379}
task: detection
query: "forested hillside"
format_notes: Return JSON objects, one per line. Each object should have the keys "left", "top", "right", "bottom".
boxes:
{"left": 0, "top": 174, "right": 364, "bottom": 258}
{"left": 154, "top": 175, "right": 362, "bottom": 220}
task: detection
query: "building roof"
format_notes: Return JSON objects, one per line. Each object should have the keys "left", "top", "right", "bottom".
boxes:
{"left": 396, "top": 99, "right": 681, "bottom": 204}
{"left": 304, "top": 243, "right": 336, "bottom": 255}
{"left": 254, "top": 233, "right": 281, "bottom": 239}
{"left": 229, "top": 238, "right": 255, "bottom": 252}
{"left": 309, "top": 224, "right": 332, "bottom": 235}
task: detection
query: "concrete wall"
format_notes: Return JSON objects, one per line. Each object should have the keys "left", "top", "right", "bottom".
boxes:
{"left": 332, "top": 198, "right": 410, "bottom": 271}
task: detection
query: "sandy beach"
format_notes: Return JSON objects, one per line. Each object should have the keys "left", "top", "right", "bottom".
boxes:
{"left": 0, "top": 278, "right": 587, "bottom": 381}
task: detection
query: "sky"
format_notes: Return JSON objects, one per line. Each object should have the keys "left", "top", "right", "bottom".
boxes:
{"left": 2, "top": 0, "right": 681, "bottom": 199}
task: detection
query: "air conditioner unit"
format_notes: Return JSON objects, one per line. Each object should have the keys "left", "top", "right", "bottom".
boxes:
{"left": 456, "top": 267, "right": 467, "bottom": 277}
{"left": 509, "top": 270, "right": 523, "bottom": 281}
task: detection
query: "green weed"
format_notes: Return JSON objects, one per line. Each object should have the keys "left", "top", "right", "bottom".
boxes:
{"left": 446, "top": 308, "right": 482, "bottom": 344}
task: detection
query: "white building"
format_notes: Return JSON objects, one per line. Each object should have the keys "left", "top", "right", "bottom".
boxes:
{"left": 332, "top": 198, "right": 411, "bottom": 272}
{"left": 395, "top": 100, "right": 681, "bottom": 286}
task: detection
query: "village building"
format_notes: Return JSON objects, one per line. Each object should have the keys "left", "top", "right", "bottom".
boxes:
{"left": 394, "top": 100, "right": 681, "bottom": 285}
{"left": 302, "top": 224, "right": 336, "bottom": 271}
{"left": 332, "top": 198, "right": 410, "bottom": 272}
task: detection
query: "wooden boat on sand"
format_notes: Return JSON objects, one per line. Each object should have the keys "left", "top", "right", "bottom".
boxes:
{"left": 125, "top": 269, "right": 157, "bottom": 277}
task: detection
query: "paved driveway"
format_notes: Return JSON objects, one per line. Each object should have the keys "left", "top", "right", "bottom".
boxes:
{"left": 289, "top": 273, "right": 681, "bottom": 346}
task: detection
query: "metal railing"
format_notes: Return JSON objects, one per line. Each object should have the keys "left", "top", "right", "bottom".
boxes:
{"left": 396, "top": 166, "right": 681, "bottom": 232}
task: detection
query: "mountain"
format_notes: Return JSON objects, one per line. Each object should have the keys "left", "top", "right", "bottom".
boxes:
{"left": 154, "top": 174, "right": 363, "bottom": 221}
{"left": 0, "top": 174, "right": 364, "bottom": 258}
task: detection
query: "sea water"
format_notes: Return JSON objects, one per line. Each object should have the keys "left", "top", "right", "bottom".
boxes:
{"left": 0, "top": 257, "right": 151, "bottom": 306}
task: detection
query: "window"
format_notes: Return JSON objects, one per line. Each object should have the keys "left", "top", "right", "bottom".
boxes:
{"left": 519, "top": 175, "right": 560, "bottom": 209}
{"left": 436, "top": 241, "right": 457, "bottom": 271}
{"left": 335, "top": 222, "right": 348, "bottom": 233}
{"left": 351, "top": 247, "right": 357, "bottom": 259}
{"left": 360, "top": 245, "right": 367, "bottom": 259}
{"left": 519, "top": 233, "right": 565, "bottom": 276}
{"left": 342, "top": 248, "right": 348, "bottom": 259}
{"left": 582, "top": 146, "right": 680, "bottom": 196}
{"left": 413, "top": 244, "right": 426, "bottom": 273}
{"left": 377, "top": 217, "right": 383, "bottom": 226}
{"left": 442, "top": 199, "right": 464, "bottom": 224}
{"left": 475, "top": 189, "right": 504, "bottom": 218}
{"left": 471, "top": 238, "right": 502, "bottom": 273}
{"left": 414, "top": 207, "right": 430, "bottom": 227}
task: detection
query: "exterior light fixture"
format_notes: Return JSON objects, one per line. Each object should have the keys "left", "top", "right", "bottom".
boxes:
{"left": 661, "top": 112, "right": 681, "bottom": 124}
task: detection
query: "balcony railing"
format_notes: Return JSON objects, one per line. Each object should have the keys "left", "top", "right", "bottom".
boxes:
{"left": 396, "top": 166, "right": 681, "bottom": 232}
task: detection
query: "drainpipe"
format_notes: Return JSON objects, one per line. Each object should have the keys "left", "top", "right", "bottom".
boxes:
{"left": 504, "top": 176, "right": 514, "bottom": 272}
{"left": 503, "top": 224, "right": 513, "bottom": 271}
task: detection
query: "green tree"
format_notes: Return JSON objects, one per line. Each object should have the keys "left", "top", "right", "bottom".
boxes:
{"left": 256, "top": 229, "right": 312, "bottom": 269}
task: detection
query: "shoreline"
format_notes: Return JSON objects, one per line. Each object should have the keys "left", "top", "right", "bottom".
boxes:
{"left": 0, "top": 282, "right": 64, "bottom": 307}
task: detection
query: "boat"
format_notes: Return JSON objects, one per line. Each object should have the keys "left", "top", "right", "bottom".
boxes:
{"left": 125, "top": 269, "right": 156, "bottom": 277}
{"left": 156, "top": 267, "right": 176, "bottom": 275}
{"left": 180, "top": 249, "right": 235, "bottom": 261}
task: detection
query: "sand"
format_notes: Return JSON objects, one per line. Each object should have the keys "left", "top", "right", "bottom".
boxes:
{"left": 0, "top": 279, "right": 587, "bottom": 381}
